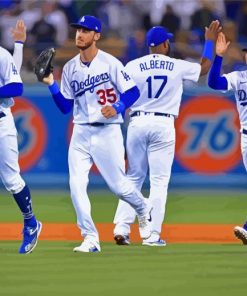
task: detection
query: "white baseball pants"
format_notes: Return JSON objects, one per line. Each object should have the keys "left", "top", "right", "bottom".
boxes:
{"left": 114, "top": 115, "right": 175, "bottom": 237}
{"left": 68, "top": 123, "right": 148, "bottom": 242}
{"left": 241, "top": 133, "right": 247, "bottom": 171}
{"left": 0, "top": 109, "right": 25, "bottom": 194}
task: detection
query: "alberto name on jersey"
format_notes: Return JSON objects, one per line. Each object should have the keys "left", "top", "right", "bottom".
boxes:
{"left": 126, "top": 54, "right": 201, "bottom": 116}
{"left": 60, "top": 50, "right": 136, "bottom": 124}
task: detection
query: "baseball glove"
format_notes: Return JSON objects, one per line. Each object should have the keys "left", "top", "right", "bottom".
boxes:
{"left": 34, "top": 48, "right": 56, "bottom": 82}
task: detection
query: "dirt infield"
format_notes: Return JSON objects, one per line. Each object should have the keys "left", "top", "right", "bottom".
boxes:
{"left": 0, "top": 223, "right": 240, "bottom": 243}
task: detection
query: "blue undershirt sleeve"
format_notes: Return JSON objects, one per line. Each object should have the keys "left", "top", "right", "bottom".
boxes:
{"left": 48, "top": 81, "right": 73, "bottom": 114}
{"left": 0, "top": 82, "right": 23, "bottom": 99}
{"left": 112, "top": 86, "right": 140, "bottom": 114}
{"left": 208, "top": 55, "right": 228, "bottom": 90}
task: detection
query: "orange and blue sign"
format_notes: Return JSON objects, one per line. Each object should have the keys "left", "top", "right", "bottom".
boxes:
{"left": 12, "top": 97, "right": 47, "bottom": 172}
{"left": 175, "top": 94, "right": 241, "bottom": 174}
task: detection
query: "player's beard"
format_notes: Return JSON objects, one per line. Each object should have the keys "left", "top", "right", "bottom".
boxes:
{"left": 76, "top": 37, "right": 94, "bottom": 51}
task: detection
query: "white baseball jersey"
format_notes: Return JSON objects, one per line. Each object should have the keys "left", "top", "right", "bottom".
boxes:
{"left": 0, "top": 46, "right": 22, "bottom": 112}
{"left": 0, "top": 44, "right": 25, "bottom": 194}
{"left": 125, "top": 54, "right": 201, "bottom": 116}
{"left": 223, "top": 71, "right": 247, "bottom": 130}
{"left": 61, "top": 49, "right": 136, "bottom": 124}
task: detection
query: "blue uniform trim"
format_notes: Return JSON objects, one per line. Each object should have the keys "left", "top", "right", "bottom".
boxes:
{"left": 112, "top": 101, "right": 126, "bottom": 114}
{"left": 0, "top": 82, "right": 23, "bottom": 99}
{"left": 48, "top": 81, "right": 73, "bottom": 114}
{"left": 15, "top": 41, "right": 24, "bottom": 44}
{"left": 48, "top": 81, "right": 60, "bottom": 95}
{"left": 112, "top": 86, "right": 140, "bottom": 114}
{"left": 208, "top": 55, "right": 228, "bottom": 90}
{"left": 202, "top": 40, "right": 214, "bottom": 61}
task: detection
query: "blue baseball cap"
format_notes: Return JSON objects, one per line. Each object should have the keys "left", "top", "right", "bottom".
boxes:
{"left": 146, "top": 26, "right": 173, "bottom": 47}
{"left": 71, "top": 15, "right": 101, "bottom": 33}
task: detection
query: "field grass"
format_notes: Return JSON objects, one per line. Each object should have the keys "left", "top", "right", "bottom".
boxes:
{"left": 1, "top": 189, "right": 247, "bottom": 295}
{"left": 0, "top": 242, "right": 247, "bottom": 296}
{"left": 0, "top": 189, "right": 247, "bottom": 223}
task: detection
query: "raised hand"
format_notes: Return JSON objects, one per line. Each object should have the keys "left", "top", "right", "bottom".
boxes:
{"left": 205, "top": 20, "right": 222, "bottom": 41}
{"left": 11, "top": 20, "right": 27, "bottom": 43}
{"left": 216, "top": 32, "right": 230, "bottom": 56}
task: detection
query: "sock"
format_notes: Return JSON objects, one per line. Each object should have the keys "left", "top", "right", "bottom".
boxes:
{"left": 12, "top": 185, "right": 37, "bottom": 227}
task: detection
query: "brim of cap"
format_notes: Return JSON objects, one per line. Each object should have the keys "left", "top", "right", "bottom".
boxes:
{"left": 70, "top": 23, "right": 93, "bottom": 30}
{"left": 242, "top": 48, "right": 247, "bottom": 52}
{"left": 166, "top": 33, "right": 174, "bottom": 40}
{"left": 148, "top": 33, "right": 174, "bottom": 47}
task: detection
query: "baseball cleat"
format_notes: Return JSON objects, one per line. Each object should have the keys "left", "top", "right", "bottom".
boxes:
{"left": 114, "top": 234, "right": 130, "bottom": 245}
{"left": 234, "top": 226, "right": 247, "bottom": 245}
{"left": 137, "top": 208, "right": 152, "bottom": 239}
{"left": 142, "top": 238, "right": 166, "bottom": 247}
{"left": 73, "top": 240, "right": 101, "bottom": 253}
{"left": 19, "top": 221, "right": 42, "bottom": 254}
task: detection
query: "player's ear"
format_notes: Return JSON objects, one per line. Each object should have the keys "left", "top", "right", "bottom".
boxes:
{"left": 94, "top": 33, "right": 101, "bottom": 41}
{"left": 163, "top": 41, "right": 170, "bottom": 53}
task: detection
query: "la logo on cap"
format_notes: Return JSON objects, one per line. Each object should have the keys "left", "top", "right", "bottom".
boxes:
{"left": 81, "top": 16, "right": 85, "bottom": 22}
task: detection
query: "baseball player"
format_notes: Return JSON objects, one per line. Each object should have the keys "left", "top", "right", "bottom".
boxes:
{"left": 0, "top": 20, "right": 42, "bottom": 254}
{"left": 113, "top": 21, "right": 221, "bottom": 246}
{"left": 41, "top": 15, "right": 152, "bottom": 253}
{"left": 208, "top": 32, "right": 247, "bottom": 245}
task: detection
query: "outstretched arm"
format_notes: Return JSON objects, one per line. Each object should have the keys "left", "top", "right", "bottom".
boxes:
{"left": 200, "top": 20, "right": 221, "bottom": 76}
{"left": 208, "top": 32, "right": 230, "bottom": 90}
{"left": 12, "top": 20, "right": 26, "bottom": 72}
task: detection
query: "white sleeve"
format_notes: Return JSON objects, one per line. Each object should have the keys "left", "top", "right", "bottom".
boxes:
{"left": 223, "top": 71, "right": 238, "bottom": 91}
{"left": 60, "top": 65, "right": 74, "bottom": 100}
{"left": 110, "top": 59, "right": 136, "bottom": 93}
{"left": 181, "top": 60, "right": 201, "bottom": 82}
{"left": 12, "top": 43, "right": 24, "bottom": 72}
{"left": 0, "top": 51, "right": 22, "bottom": 84}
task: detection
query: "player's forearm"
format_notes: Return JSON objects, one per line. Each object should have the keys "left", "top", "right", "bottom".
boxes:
{"left": 48, "top": 81, "right": 73, "bottom": 114}
{"left": 0, "top": 82, "right": 23, "bottom": 99}
{"left": 200, "top": 40, "right": 214, "bottom": 76}
{"left": 208, "top": 55, "right": 228, "bottom": 90}
{"left": 13, "top": 42, "right": 24, "bottom": 72}
{"left": 112, "top": 86, "right": 140, "bottom": 114}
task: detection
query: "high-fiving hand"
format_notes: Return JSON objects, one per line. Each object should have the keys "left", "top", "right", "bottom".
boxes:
{"left": 11, "top": 20, "right": 27, "bottom": 43}
{"left": 216, "top": 32, "right": 231, "bottom": 57}
{"left": 205, "top": 20, "right": 222, "bottom": 42}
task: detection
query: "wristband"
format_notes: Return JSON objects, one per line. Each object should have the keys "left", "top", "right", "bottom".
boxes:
{"left": 112, "top": 101, "right": 126, "bottom": 114}
{"left": 48, "top": 81, "right": 60, "bottom": 95}
{"left": 202, "top": 40, "right": 214, "bottom": 61}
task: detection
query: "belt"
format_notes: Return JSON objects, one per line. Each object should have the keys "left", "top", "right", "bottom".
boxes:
{"left": 130, "top": 111, "right": 172, "bottom": 118}
{"left": 0, "top": 112, "right": 6, "bottom": 118}
{"left": 242, "top": 129, "right": 247, "bottom": 135}
{"left": 87, "top": 122, "right": 105, "bottom": 126}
